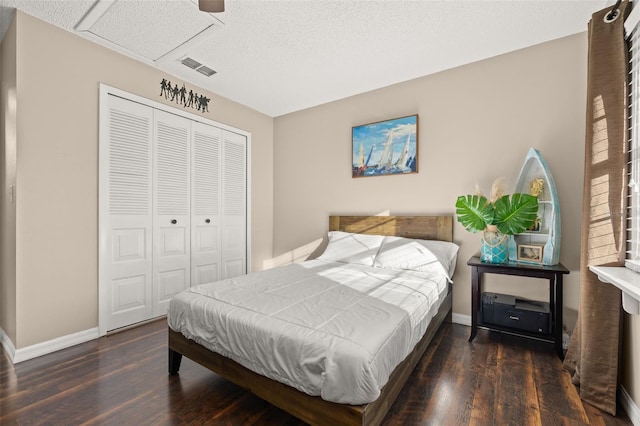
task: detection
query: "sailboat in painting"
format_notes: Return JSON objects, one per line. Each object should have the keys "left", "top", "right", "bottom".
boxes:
{"left": 376, "top": 131, "right": 395, "bottom": 172}
{"left": 391, "top": 135, "right": 412, "bottom": 172}
{"left": 353, "top": 142, "right": 375, "bottom": 177}
{"left": 355, "top": 142, "right": 365, "bottom": 176}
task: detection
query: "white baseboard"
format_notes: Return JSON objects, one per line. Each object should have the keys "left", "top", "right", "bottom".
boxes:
{"left": 4, "top": 327, "right": 100, "bottom": 364}
{"left": 0, "top": 327, "right": 16, "bottom": 361}
{"left": 621, "top": 386, "right": 640, "bottom": 426}
{"left": 452, "top": 313, "right": 471, "bottom": 326}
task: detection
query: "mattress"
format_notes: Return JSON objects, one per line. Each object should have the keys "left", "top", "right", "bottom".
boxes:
{"left": 168, "top": 259, "right": 449, "bottom": 405}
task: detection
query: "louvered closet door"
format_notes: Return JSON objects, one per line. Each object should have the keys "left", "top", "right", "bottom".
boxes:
{"left": 102, "top": 95, "right": 153, "bottom": 330}
{"left": 191, "top": 122, "right": 222, "bottom": 285}
{"left": 153, "top": 110, "right": 191, "bottom": 317}
{"left": 221, "top": 130, "right": 247, "bottom": 278}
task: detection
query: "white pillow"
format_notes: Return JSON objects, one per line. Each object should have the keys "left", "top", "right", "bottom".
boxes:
{"left": 373, "top": 236, "right": 459, "bottom": 280}
{"left": 317, "top": 231, "right": 385, "bottom": 266}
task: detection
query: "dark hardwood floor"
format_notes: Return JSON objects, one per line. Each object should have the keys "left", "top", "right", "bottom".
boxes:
{"left": 0, "top": 319, "right": 632, "bottom": 425}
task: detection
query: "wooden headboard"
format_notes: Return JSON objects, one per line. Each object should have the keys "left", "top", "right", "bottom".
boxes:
{"left": 329, "top": 215, "right": 453, "bottom": 242}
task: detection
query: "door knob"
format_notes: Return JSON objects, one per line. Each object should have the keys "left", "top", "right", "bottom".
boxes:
{"left": 171, "top": 219, "right": 177, "bottom": 224}
{"left": 205, "top": 219, "right": 211, "bottom": 223}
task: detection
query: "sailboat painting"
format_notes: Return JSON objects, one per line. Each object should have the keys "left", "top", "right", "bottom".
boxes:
{"left": 352, "top": 114, "right": 418, "bottom": 178}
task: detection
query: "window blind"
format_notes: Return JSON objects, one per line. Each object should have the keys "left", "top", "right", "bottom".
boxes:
{"left": 626, "top": 5, "right": 640, "bottom": 270}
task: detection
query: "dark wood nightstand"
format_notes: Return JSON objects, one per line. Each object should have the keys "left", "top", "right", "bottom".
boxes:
{"left": 467, "top": 255, "right": 569, "bottom": 358}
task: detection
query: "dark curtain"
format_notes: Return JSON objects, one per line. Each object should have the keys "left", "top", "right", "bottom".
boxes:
{"left": 562, "top": 1, "right": 630, "bottom": 416}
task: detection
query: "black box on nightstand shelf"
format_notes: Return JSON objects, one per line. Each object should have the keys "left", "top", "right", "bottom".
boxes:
{"left": 482, "top": 292, "right": 551, "bottom": 335}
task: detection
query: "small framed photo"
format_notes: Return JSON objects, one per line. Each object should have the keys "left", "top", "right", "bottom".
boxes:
{"left": 352, "top": 114, "right": 418, "bottom": 178}
{"left": 517, "top": 244, "right": 543, "bottom": 263}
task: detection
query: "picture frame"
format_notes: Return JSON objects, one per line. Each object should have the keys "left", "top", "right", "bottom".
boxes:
{"left": 352, "top": 114, "right": 418, "bottom": 178}
{"left": 517, "top": 244, "right": 543, "bottom": 263}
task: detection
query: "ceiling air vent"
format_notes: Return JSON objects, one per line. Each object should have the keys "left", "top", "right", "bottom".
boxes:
{"left": 181, "top": 57, "right": 217, "bottom": 77}
{"left": 196, "top": 66, "right": 217, "bottom": 77}
{"left": 181, "top": 57, "right": 202, "bottom": 69}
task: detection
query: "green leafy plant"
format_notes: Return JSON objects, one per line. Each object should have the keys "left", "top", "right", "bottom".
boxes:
{"left": 455, "top": 179, "right": 539, "bottom": 235}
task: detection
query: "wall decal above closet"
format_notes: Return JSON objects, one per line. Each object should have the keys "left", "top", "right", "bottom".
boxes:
{"left": 159, "top": 78, "right": 211, "bottom": 113}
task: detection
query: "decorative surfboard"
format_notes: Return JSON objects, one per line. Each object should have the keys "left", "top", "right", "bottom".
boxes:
{"left": 508, "top": 148, "right": 561, "bottom": 265}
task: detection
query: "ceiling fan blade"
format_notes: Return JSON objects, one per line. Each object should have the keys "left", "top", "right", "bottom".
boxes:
{"left": 199, "top": 0, "right": 224, "bottom": 13}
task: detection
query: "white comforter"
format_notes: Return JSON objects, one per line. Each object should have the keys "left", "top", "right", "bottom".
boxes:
{"left": 168, "top": 259, "right": 448, "bottom": 405}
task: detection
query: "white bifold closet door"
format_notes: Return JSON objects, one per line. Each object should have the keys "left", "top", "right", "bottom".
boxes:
{"left": 191, "top": 121, "right": 222, "bottom": 286}
{"left": 101, "top": 95, "right": 154, "bottom": 330}
{"left": 221, "top": 130, "right": 247, "bottom": 278}
{"left": 190, "top": 123, "right": 247, "bottom": 283}
{"left": 153, "top": 110, "right": 191, "bottom": 317}
{"left": 101, "top": 94, "right": 247, "bottom": 332}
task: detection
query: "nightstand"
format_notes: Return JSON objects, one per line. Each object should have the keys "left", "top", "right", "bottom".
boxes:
{"left": 467, "top": 255, "right": 569, "bottom": 358}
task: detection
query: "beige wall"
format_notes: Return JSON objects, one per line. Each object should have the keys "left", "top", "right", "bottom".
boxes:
{"left": 4, "top": 11, "right": 273, "bottom": 348}
{"left": 274, "top": 33, "right": 586, "bottom": 320}
{"left": 0, "top": 13, "right": 17, "bottom": 345}
{"left": 273, "top": 33, "right": 639, "bottom": 410}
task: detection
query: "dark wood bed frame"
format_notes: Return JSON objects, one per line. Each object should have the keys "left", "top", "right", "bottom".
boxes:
{"left": 169, "top": 215, "right": 454, "bottom": 426}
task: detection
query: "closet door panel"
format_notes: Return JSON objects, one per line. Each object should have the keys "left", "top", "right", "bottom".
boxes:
{"left": 221, "top": 130, "right": 247, "bottom": 279}
{"left": 191, "top": 121, "right": 222, "bottom": 285}
{"left": 153, "top": 110, "right": 191, "bottom": 316}
{"left": 101, "top": 95, "right": 153, "bottom": 331}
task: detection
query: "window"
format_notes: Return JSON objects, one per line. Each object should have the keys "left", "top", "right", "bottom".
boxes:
{"left": 589, "top": 5, "right": 640, "bottom": 315}
{"left": 626, "top": 6, "right": 640, "bottom": 271}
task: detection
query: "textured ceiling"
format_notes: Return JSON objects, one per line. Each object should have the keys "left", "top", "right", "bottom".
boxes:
{"left": 0, "top": 0, "right": 610, "bottom": 117}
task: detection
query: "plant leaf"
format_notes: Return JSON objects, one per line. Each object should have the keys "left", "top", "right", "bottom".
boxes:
{"left": 493, "top": 193, "right": 539, "bottom": 235}
{"left": 455, "top": 195, "right": 494, "bottom": 233}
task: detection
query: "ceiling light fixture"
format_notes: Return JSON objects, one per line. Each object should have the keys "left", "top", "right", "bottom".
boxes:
{"left": 198, "top": 0, "right": 225, "bottom": 13}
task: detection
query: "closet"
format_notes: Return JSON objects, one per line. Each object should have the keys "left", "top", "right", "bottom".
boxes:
{"left": 99, "top": 89, "right": 248, "bottom": 333}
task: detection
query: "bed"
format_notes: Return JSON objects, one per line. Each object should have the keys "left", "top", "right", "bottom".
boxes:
{"left": 168, "top": 215, "right": 456, "bottom": 426}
